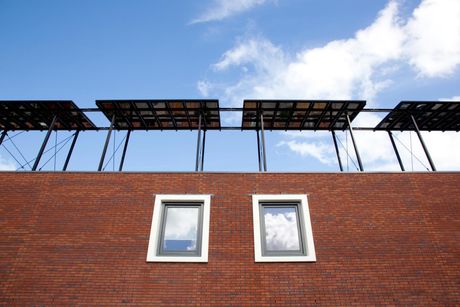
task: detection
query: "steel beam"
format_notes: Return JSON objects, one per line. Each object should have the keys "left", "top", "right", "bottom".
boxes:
{"left": 0, "top": 130, "right": 7, "bottom": 147}
{"left": 62, "top": 130, "right": 80, "bottom": 171}
{"left": 256, "top": 130, "right": 262, "bottom": 172}
{"left": 331, "top": 130, "right": 343, "bottom": 172}
{"left": 410, "top": 115, "right": 436, "bottom": 171}
{"left": 387, "top": 131, "right": 405, "bottom": 171}
{"left": 195, "top": 114, "right": 202, "bottom": 172}
{"left": 32, "top": 115, "right": 57, "bottom": 171}
{"left": 200, "top": 130, "right": 206, "bottom": 172}
{"left": 98, "top": 114, "right": 115, "bottom": 171}
{"left": 260, "top": 113, "right": 267, "bottom": 172}
{"left": 118, "top": 130, "right": 131, "bottom": 171}
{"left": 346, "top": 114, "right": 364, "bottom": 171}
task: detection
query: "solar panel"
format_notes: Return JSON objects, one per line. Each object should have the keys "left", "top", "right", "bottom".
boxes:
{"left": 96, "top": 100, "right": 221, "bottom": 130}
{"left": 242, "top": 100, "right": 366, "bottom": 130}
{"left": 375, "top": 101, "right": 460, "bottom": 131}
{"left": 0, "top": 100, "right": 96, "bottom": 131}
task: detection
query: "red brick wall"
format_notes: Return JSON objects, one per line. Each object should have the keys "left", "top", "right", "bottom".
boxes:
{"left": 1, "top": 172, "right": 459, "bottom": 305}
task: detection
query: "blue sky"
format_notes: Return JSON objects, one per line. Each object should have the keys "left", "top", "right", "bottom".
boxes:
{"left": 0, "top": 0, "right": 459, "bottom": 172}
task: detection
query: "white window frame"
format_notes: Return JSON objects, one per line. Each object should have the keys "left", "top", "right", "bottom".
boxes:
{"left": 147, "top": 194, "right": 211, "bottom": 262}
{"left": 252, "top": 194, "right": 316, "bottom": 262}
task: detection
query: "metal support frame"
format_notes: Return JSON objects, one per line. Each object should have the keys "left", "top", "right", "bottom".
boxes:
{"left": 410, "top": 115, "right": 436, "bottom": 171}
{"left": 32, "top": 115, "right": 57, "bottom": 171}
{"left": 331, "top": 130, "right": 343, "bottom": 172}
{"left": 387, "top": 131, "right": 405, "bottom": 171}
{"left": 118, "top": 130, "right": 131, "bottom": 171}
{"left": 62, "top": 130, "right": 80, "bottom": 171}
{"left": 2, "top": 104, "right": 454, "bottom": 173}
{"left": 195, "top": 114, "right": 202, "bottom": 172}
{"left": 260, "top": 113, "right": 267, "bottom": 172}
{"left": 98, "top": 114, "right": 115, "bottom": 172}
{"left": 200, "top": 130, "right": 206, "bottom": 171}
{"left": 346, "top": 114, "right": 364, "bottom": 171}
{"left": 0, "top": 130, "right": 7, "bottom": 147}
{"left": 256, "top": 130, "right": 262, "bottom": 172}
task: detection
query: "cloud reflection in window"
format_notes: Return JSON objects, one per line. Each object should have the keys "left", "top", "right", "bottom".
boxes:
{"left": 163, "top": 207, "right": 199, "bottom": 252}
{"left": 263, "top": 207, "right": 300, "bottom": 251}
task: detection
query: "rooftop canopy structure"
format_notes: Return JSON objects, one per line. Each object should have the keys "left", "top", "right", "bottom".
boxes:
{"left": 241, "top": 100, "right": 366, "bottom": 171}
{"left": 375, "top": 101, "right": 460, "bottom": 132}
{"left": 375, "top": 101, "right": 460, "bottom": 172}
{"left": 95, "top": 99, "right": 220, "bottom": 171}
{"left": 241, "top": 100, "right": 365, "bottom": 131}
{"left": 0, "top": 100, "right": 96, "bottom": 131}
{"left": 96, "top": 99, "right": 221, "bottom": 130}
{"left": 0, "top": 100, "right": 96, "bottom": 171}
{"left": 0, "top": 99, "right": 459, "bottom": 173}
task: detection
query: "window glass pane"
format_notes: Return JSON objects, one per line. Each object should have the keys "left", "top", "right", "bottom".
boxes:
{"left": 263, "top": 207, "right": 301, "bottom": 251}
{"left": 163, "top": 207, "right": 199, "bottom": 252}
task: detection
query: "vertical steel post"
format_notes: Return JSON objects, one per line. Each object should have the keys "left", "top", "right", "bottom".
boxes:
{"left": 62, "top": 130, "right": 80, "bottom": 171}
{"left": 32, "top": 115, "right": 57, "bottom": 171}
{"left": 346, "top": 114, "right": 364, "bottom": 171}
{"left": 410, "top": 115, "right": 436, "bottom": 171}
{"left": 118, "top": 130, "right": 131, "bottom": 171}
{"left": 98, "top": 114, "right": 116, "bottom": 171}
{"left": 331, "top": 130, "right": 343, "bottom": 172}
{"left": 0, "top": 130, "right": 7, "bottom": 147}
{"left": 200, "top": 130, "right": 206, "bottom": 172}
{"left": 388, "top": 131, "right": 405, "bottom": 171}
{"left": 195, "top": 114, "right": 202, "bottom": 172}
{"left": 256, "top": 130, "right": 262, "bottom": 172}
{"left": 260, "top": 113, "right": 267, "bottom": 172}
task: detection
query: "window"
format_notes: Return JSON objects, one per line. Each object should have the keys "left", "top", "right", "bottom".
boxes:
{"left": 147, "top": 195, "right": 211, "bottom": 262}
{"left": 252, "top": 195, "right": 316, "bottom": 262}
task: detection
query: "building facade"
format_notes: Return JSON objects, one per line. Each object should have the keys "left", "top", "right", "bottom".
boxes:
{"left": 1, "top": 172, "right": 459, "bottom": 305}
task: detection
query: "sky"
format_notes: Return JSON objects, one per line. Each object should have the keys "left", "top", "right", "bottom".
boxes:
{"left": 0, "top": 0, "right": 459, "bottom": 172}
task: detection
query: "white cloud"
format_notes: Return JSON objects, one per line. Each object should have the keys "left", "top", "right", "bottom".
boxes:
{"left": 198, "top": 0, "right": 460, "bottom": 170}
{"left": 405, "top": 0, "right": 460, "bottom": 77}
{"left": 197, "top": 80, "right": 212, "bottom": 97}
{"left": 278, "top": 140, "right": 335, "bottom": 165}
{"left": 213, "top": 37, "right": 285, "bottom": 72}
{"left": 424, "top": 132, "right": 460, "bottom": 170}
{"left": 382, "top": 130, "right": 460, "bottom": 171}
{"left": 200, "top": 0, "right": 460, "bottom": 102}
{"left": 0, "top": 154, "right": 16, "bottom": 171}
{"left": 322, "top": 113, "right": 460, "bottom": 171}
{"left": 337, "top": 113, "right": 402, "bottom": 170}
{"left": 205, "top": 1, "right": 404, "bottom": 105}
{"left": 440, "top": 95, "right": 460, "bottom": 101}
{"left": 191, "top": 0, "right": 273, "bottom": 24}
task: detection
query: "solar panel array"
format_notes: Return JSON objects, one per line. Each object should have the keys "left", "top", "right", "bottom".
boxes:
{"left": 0, "top": 100, "right": 96, "bottom": 131}
{"left": 96, "top": 100, "right": 221, "bottom": 130}
{"left": 241, "top": 100, "right": 366, "bottom": 130}
{"left": 376, "top": 101, "right": 460, "bottom": 131}
{"left": 0, "top": 100, "right": 459, "bottom": 132}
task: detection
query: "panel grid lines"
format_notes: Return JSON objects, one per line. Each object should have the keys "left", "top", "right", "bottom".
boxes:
{"left": 242, "top": 100, "right": 366, "bottom": 131}
{"left": 96, "top": 99, "right": 221, "bottom": 130}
